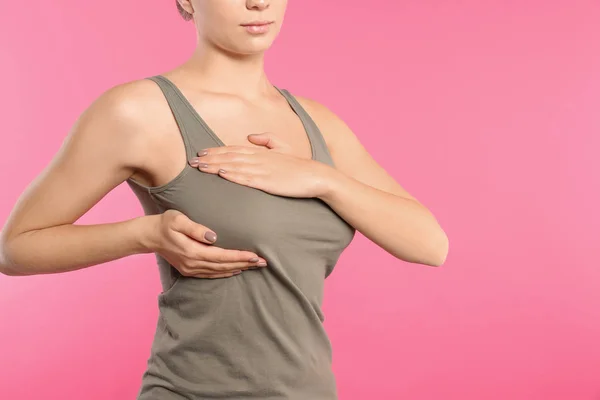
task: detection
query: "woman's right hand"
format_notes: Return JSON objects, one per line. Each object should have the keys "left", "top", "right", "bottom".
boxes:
{"left": 146, "top": 209, "right": 267, "bottom": 278}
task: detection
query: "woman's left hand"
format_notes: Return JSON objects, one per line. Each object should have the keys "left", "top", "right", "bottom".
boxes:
{"left": 188, "top": 133, "right": 333, "bottom": 198}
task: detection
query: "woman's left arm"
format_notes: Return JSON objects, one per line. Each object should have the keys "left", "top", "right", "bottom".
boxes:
{"left": 298, "top": 97, "right": 449, "bottom": 267}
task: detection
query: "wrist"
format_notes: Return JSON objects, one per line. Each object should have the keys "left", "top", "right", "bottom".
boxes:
{"left": 315, "top": 163, "right": 343, "bottom": 202}
{"left": 131, "top": 215, "right": 160, "bottom": 254}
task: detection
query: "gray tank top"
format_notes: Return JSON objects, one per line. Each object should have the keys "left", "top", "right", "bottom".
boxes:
{"left": 126, "top": 75, "right": 356, "bottom": 399}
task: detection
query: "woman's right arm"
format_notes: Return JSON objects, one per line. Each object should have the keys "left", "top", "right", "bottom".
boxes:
{"left": 0, "top": 83, "right": 159, "bottom": 276}
{"left": 0, "top": 81, "right": 269, "bottom": 278}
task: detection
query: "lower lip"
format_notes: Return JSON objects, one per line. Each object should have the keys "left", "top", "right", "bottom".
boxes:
{"left": 242, "top": 23, "right": 272, "bottom": 34}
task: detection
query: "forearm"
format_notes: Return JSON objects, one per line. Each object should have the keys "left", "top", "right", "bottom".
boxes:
{"left": 0, "top": 215, "right": 157, "bottom": 276}
{"left": 318, "top": 168, "right": 448, "bottom": 267}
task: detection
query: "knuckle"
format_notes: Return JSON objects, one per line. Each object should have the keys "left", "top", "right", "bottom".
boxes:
{"left": 238, "top": 251, "right": 254, "bottom": 261}
{"left": 212, "top": 251, "right": 229, "bottom": 263}
{"left": 220, "top": 152, "right": 235, "bottom": 161}
{"left": 170, "top": 213, "right": 186, "bottom": 229}
{"left": 180, "top": 247, "right": 195, "bottom": 259}
{"left": 212, "top": 262, "right": 229, "bottom": 272}
{"left": 177, "top": 266, "right": 191, "bottom": 276}
{"left": 177, "top": 257, "right": 189, "bottom": 268}
{"left": 185, "top": 249, "right": 203, "bottom": 260}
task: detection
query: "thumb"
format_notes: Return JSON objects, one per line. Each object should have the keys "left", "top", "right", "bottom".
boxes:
{"left": 174, "top": 215, "right": 218, "bottom": 245}
{"left": 247, "top": 132, "right": 287, "bottom": 150}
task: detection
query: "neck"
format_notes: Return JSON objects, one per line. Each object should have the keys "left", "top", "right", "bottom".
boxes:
{"left": 180, "top": 40, "right": 272, "bottom": 98}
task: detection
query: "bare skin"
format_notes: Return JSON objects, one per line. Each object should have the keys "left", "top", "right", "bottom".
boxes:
{"left": 0, "top": 0, "right": 448, "bottom": 278}
{"left": 0, "top": 80, "right": 268, "bottom": 277}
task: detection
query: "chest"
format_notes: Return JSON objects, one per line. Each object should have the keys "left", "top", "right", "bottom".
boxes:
{"left": 151, "top": 167, "right": 355, "bottom": 259}
{"left": 184, "top": 93, "right": 314, "bottom": 161}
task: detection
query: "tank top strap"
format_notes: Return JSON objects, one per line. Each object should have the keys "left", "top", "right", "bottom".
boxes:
{"left": 145, "top": 75, "right": 199, "bottom": 160}
{"left": 273, "top": 87, "right": 335, "bottom": 166}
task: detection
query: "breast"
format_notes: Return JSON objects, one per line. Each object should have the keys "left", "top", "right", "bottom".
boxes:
{"left": 149, "top": 164, "right": 356, "bottom": 336}
{"left": 149, "top": 166, "right": 356, "bottom": 270}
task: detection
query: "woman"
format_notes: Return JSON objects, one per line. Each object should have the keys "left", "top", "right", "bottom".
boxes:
{"left": 0, "top": 0, "right": 449, "bottom": 398}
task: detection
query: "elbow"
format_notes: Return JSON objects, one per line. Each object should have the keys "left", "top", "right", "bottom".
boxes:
{"left": 0, "top": 236, "right": 9, "bottom": 275}
{"left": 0, "top": 257, "right": 16, "bottom": 276}
{"left": 0, "top": 267, "right": 23, "bottom": 276}
{"left": 0, "top": 236, "right": 27, "bottom": 277}
{"left": 0, "top": 247, "right": 14, "bottom": 276}
{"left": 0, "top": 257, "right": 27, "bottom": 276}
{"left": 394, "top": 232, "right": 449, "bottom": 267}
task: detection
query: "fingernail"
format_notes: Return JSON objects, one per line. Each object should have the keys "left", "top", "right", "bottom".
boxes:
{"left": 204, "top": 231, "right": 217, "bottom": 242}
{"left": 233, "top": 270, "right": 242, "bottom": 275}
{"left": 198, "top": 150, "right": 208, "bottom": 156}
{"left": 198, "top": 163, "right": 209, "bottom": 169}
{"left": 249, "top": 257, "right": 260, "bottom": 262}
{"left": 189, "top": 157, "right": 199, "bottom": 165}
{"left": 257, "top": 262, "right": 267, "bottom": 267}
{"left": 218, "top": 169, "right": 227, "bottom": 174}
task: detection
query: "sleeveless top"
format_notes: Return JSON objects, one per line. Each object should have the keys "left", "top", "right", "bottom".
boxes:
{"left": 126, "top": 75, "right": 356, "bottom": 399}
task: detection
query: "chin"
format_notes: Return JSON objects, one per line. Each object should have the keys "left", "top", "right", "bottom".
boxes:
{"left": 229, "top": 40, "right": 275, "bottom": 55}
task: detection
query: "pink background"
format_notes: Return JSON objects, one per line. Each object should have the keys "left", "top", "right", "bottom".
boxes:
{"left": 1, "top": 1, "right": 599, "bottom": 399}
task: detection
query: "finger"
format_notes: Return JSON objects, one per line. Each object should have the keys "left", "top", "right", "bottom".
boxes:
{"left": 247, "top": 132, "right": 289, "bottom": 150}
{"left": 188, "top": 259, "right": 268, "bottom": 272}
{"left": 174, "top": 217, "right": 219, "bottom": 245}
{"left": 191, "top": 154, "right": 257, "bottom": 171}
{"left": 215, "top": 170, "right": 257, "bottom": 188}
{"left": 191, "top": 270, "right": 244, "bottom": 279}
{"left": 197, "top": 247, "right": 267, "bottom": 264}
{"left": 197, "top": 161, "right": 262, "bottom": 178}
{"left": 198, "top": 151, "right": 256, "bottom": 164}
{"left": 189, "top": 150, "right": 250, "bottom": 168}
{"left": 196, "top": 146, "right": 260, "bottom": 157}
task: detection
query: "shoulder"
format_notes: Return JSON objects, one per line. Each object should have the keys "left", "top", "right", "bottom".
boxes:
{"left": 86, "top": 78, "right": 165, "bottom": 135}
{"left": 291, "top": 93, "right": 368, "bottom": 167}
{"left": 292, "top": 93, "right": 359, "bottom": 152}
{"left": 74, "top": 78, "right": 171, "bottom": 167}
{"left": 291, "top": 92, "right": 379, "bottom": 183}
